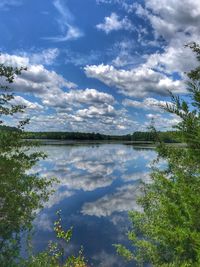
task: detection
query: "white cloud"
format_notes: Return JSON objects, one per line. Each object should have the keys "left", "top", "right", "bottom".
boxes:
{"left": 0, "top": 49, "right": 180, "bottom": 133}
{"left": 33, "top": 146, "right": 117, "bottom": 191}
{"left": 1, "top": 52, "right": 136, "bottom": 134}
{"left": 111, "top": 40, "right": 145, "bottom": 68}
{"left": 45, "top": 189, "right": 74, "bottom": 209}
{"left": 84, "top": 63, "right": 184, "bottom": 97}
{"left": 134, "top": 0, "right": 200, "bottom": 74}
{"left": 81, "top": 183, "right": 142, "bottom": 217}
{"left": 145, "top": 113, "right": 181, "bottom": 130}
{"left": 143, "top": 0, "right": 200, "bottom": 42}
{"left": 44, "top": 0, "right": 83, "bottom": 42}
{"left": 42, "top": 88, "right": 115, "bottom": 109}
{"left": 3, "top": 0, "right": 194, "bottom": 133}
{"left": 23, "top": 104, "right": 138, "bottom": 134}
{"left": 25, "top": 48, "right": 60, "bottom": 66}
{"left": 96, "top": 12, "right": 133, "bottom": 34}
{"left": 144, "top": 46, "right": 198, "bottom": 76}
{"left": 11, "top": 96, "right": 43, "bottom": 111}
{"left": 0, "top": 53, "right": 29, "bottom": 67}
{"left": 122, "top": 97, "right": 172, "bottom": 111}
{"left": 0, "top": 53, "right": 76, "bottom": 96}
{"left": 94, "top": 0, "right": 200, "bottom": 101}
{"left": 29, "top": 146, "right": 156, "bottom": 214}
{"left": 76, "top": 105, "right": 117, "bottom": 119}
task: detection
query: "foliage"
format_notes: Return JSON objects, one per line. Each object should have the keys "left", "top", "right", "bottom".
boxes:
{"left": 116, "top": 43, "right": 200, "bottom": 266}
{"left": 0, "top": 60, "right": 87, "bottom": 267}
{"left": 0, "top": 62, "right": 54, "bottom": 266}
{"left": 24, "top": 130, "right": 180, "bottom": 143}
{"left": 23, "top": 211, "right": 87, "bottom": 267}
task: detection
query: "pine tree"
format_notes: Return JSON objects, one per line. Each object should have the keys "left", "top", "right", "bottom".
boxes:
{"left": 116, "top": 43, "right": 200, "bottom": 267}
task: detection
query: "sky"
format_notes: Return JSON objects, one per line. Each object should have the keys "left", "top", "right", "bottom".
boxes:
{"left": 0, "top": 0, "right": 200, "bottom": 134}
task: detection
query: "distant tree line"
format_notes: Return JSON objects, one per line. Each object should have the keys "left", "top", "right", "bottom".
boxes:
{"left": 17, "top": 130, "right": 181, "bottom": 143}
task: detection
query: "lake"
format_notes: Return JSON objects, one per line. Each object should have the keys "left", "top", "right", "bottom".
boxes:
{"left": 29, "top": 144, "right": 157, "bottom": 266}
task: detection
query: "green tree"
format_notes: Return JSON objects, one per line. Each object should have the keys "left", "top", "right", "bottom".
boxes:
{"left": 0, "top": 63, "right": 54, "bottom": 266}
{"left": 23, "top": 211, "right": 87, "bottom": 267}
{"left": 0, "top": 61, "right": 87, "bottom": 267}
{"left": 115, "top": 43, "right": 200, "bottom": 267}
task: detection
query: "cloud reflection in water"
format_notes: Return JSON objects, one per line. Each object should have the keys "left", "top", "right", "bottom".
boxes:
{"left": 32, "top": 144, "right": 156, "bottom": 267}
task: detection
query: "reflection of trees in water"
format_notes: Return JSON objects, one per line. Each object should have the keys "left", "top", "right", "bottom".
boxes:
{"left": 116, "top": 43, "right": 200, "bottom": 267}
{"left": 0, "top": 136, "right": 54, "bottom": 266}
{"left": 0, "top": 64, "right": 54, "bottom": 266}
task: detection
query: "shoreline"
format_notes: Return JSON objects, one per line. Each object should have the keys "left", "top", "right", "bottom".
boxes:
{"left": 25, "top": 139, "right": 181, "bottom": 147}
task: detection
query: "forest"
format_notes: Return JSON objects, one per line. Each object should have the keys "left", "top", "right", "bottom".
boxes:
{"left": 21, "top": 130, "right": 180, "bottom": 143}
{"left": 0, "top": 125, "right": 181, "bottom": 142}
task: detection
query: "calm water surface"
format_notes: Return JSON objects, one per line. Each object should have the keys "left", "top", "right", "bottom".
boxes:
{"left": 30, "top": 144, "right": 157, "bottom": 267}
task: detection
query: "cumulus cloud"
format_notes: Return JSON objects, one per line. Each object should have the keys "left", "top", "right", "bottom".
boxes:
{"left": 28, "top": 106, "right": 137, "bottom": 134}
{"left": 144, "top": 46, "right": 198, "bottom": 76}
{"left": 0, "top": 50, "right": 180, "bottom": 133}
{"left": 43, "top": 88, "right": 115, "bottom": 109}
{"left": 0, "top": 52, "right": 124, "bottom": 133}
{"left": 1, "top": 52, "right": 136, "bottom": 133}
{"left": 4, "top": 0, "right": 196, "bottom": 133}
{"left": 133, "top": 0, "right": 200, "bottom": 76}
{"left": 142, "top": 0, "right": 200, "bottom": 42}
{"left": 145, "top": 113, "right": 181, "bottom": 130}
{"left": 76, "top": 104, "right": 117, "bottom": 119}
{"left": 0, "top": 53, "right": 29, "bottom": 67}
{"left": 84, "top": 63, "right": 184, "bottom": 97}
{"left": 11, "top": 95, "right": 43, "bottom": 111}
{"left": 96, "top": 12, "right": 133, "bottom": 34}
{"left": 0, "top": 53, "right": 76, "bottom": 96}
{"left": 94, "top": 0, "right": 200, "bottom": 101}
{"left": 122, "top": 97, "right": 173, "bottom": 111}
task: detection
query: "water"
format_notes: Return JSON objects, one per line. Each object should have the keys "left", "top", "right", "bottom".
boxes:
{"left": 30, "top": 144, "right": 156, "bottom": 266}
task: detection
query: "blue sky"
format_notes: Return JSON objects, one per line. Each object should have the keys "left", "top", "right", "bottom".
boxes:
{"left": 0, "top": 0, "right": 200, "bottom": 133}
